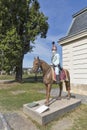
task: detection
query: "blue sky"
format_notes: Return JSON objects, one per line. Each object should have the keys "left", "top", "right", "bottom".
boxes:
{"left": 23, "top": 0, "right": 87, "bottom": 68}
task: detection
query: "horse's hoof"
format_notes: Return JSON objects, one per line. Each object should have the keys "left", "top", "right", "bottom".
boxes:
{"left": 65, "top": 94, "right": 68, "bottom": 97}
{"left": 44, "top": 101, "right": 49, "bottom": 106}
{"left": 67, "top": 96, "right": 70, "bottom": 100}
{"left": 56, "top": 96, "right": 61, "bottom": 100}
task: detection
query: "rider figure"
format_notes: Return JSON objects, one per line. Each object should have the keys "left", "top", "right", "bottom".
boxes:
{"left": 51, "top": 41, "right": 60, "bottom": 83}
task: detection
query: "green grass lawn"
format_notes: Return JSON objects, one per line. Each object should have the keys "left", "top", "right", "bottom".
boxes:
{"left": 0, "top": 82, "right": 45, "bottom": 111}
{"left": 0, "top": 74, "right": 15, "bottom": 80}
{"left": 0, "top": 74, "right": 87, "bottom": 130}
{"left": 67, "top": 104, "right": 87, "bottom": 130}
{"left": 0, "top": 74, "right": 57, "bottom": 111}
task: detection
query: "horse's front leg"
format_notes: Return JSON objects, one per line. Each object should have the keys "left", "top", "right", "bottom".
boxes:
{"left": 45, "top": 84, "right": 51, "bottom": 105}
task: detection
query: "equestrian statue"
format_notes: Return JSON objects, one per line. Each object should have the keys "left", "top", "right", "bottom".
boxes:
{"left": 32, "top": 56, "right": 71, "bottom": 106}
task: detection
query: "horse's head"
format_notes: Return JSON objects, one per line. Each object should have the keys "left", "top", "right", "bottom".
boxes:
{"left": 32, "top": 57, "right": 40, "bottom": 73}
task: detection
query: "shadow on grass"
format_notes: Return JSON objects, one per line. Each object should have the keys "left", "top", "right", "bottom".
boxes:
{"left": 23, "top": 75, "right": 43, "bottom": 83}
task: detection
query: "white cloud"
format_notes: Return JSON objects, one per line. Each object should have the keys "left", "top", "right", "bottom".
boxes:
{"left": 23, "top": 38, "right": 51, "bottom": 68}
{"left": 23, "top": 0, "right": 87, "bottom": 68}
{"left": 32, "top": 40, "right": 51, "bottom": 58}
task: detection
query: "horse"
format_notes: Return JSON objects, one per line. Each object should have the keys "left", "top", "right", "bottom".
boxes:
{"left": 32, "top": 57, "right": 71, "bottom": 105}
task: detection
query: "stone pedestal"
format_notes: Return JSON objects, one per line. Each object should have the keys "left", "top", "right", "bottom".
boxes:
{"left": 23, "top": 98, "right": 81, "bottom": 125}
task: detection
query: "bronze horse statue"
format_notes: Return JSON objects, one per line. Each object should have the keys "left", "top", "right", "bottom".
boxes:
{"left": 32, "top": 57, "right": 71, "bottom": 105}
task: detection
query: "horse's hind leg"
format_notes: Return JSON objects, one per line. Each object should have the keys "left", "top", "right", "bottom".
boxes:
{"left": 65, "top": 81, "right": 71, "bottom": 99}
{"left": 45, "top": 84, "right": 51, "bottom": 105}
{"left": 57, "top": 82, "right": 63, "bottom": 99}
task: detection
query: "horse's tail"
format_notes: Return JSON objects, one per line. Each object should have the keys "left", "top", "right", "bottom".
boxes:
{"left": 63, "top": 69, "right": 71, "bottom": 91}
{"left": 64, "top": 69, "right": 70, "bottom": 82}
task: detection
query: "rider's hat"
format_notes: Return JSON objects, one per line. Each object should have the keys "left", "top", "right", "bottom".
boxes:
{"left": 52, "top": 41, "right": 57, "bottom": 51}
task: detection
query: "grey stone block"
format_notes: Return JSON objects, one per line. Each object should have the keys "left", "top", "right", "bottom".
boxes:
{"left": 23, "top": 98, "right": 81, "bottom": 125}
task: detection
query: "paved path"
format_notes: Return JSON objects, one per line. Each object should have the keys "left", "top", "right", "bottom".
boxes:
{"left": 0, "top": 112, "right": 39, "bottom": 130}
{"left": 0, "top": 80, "right": 15, "bottom": 83}
{"left": 40, "top": 88, "right": 87, "bottom": 104}
{"left": 51, "top": 88, "right": 87, "bottom": 104}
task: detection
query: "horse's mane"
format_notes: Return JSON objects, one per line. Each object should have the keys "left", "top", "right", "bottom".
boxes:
{"left": 39, "top": 59, "right": 50, "bottom": 67}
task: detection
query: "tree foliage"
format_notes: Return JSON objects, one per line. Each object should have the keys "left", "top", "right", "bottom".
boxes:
{"left": 0, "top": 0, "right": 49, "bottom": 81}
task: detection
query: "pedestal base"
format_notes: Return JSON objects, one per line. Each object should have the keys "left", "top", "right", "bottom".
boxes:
{"left": 23, "top": 98, "right": 81, "bottom": 125}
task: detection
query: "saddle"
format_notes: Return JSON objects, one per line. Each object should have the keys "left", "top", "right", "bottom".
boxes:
{"left": 51, "top": 66, "right": 68, "bottom": 82}
{"left": 59, "top": 69, "right": 66, "bottom": 81}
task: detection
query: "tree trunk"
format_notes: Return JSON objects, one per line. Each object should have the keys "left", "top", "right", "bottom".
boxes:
{"left": 15, "top": 57, "right": 23, "bottom": 82}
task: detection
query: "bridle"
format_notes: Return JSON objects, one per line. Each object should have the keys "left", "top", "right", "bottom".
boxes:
{"left": 33, "top": 58, "right": 41, "bottom": 73}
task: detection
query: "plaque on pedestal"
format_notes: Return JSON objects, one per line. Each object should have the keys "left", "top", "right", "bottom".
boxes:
{"left": 27, "top": 102, "right": 39, "bottom": 108}
{"left": 35, "top": 105, "right": 49, "bottom": 113}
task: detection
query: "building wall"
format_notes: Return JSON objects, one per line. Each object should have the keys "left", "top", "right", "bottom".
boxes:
{"left": 62, "top": 37, "right": 87, "bottom": 85}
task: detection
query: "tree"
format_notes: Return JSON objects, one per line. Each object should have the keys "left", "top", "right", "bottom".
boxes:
{"left": 0, "top": 0, "right": 49, "bottom": 82}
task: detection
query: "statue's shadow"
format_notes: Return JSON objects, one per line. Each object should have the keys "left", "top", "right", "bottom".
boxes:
{"left": 48, "top": 94, "right": 76, "bottom": 106}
